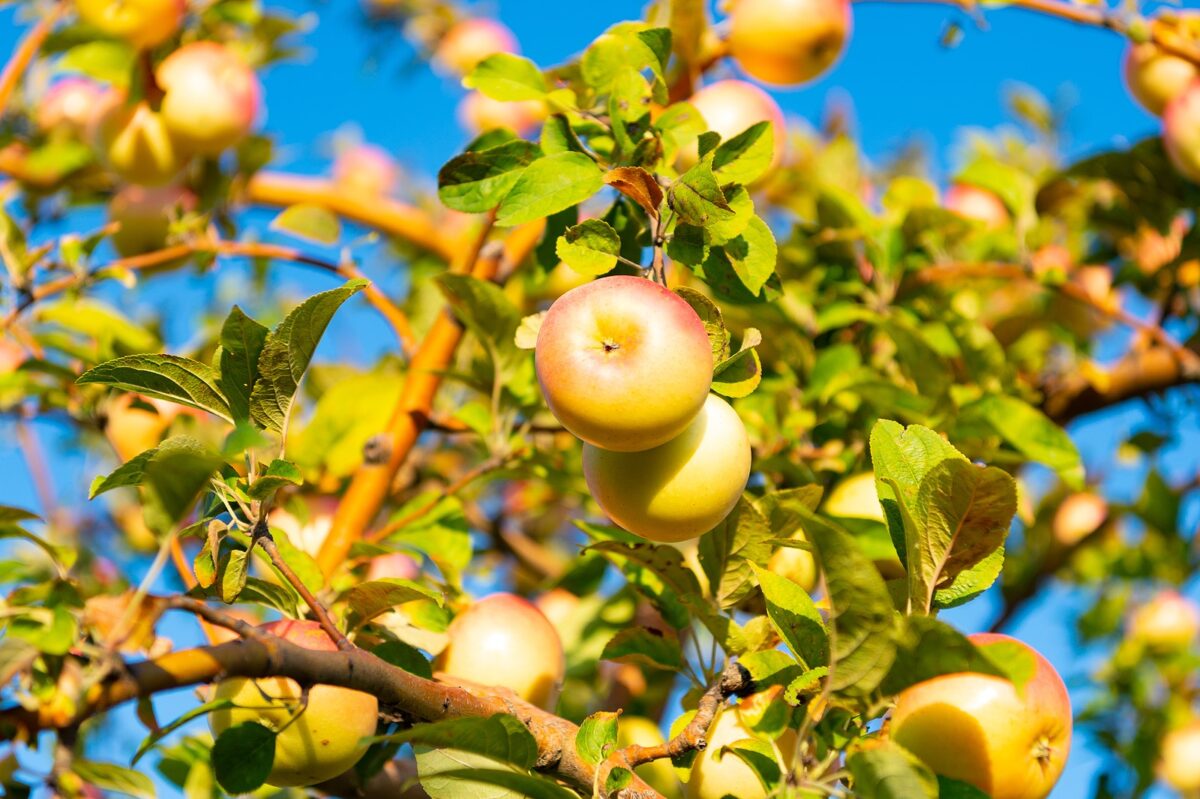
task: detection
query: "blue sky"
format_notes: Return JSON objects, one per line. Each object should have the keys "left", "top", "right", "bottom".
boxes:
{"left": 0, "top": 0, "right": 1194, "bottom": 797}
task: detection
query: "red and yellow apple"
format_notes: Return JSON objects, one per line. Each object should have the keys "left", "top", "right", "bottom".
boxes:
{"left": 1052, "top": 492, "right": 1108, "bottom": 547}
{"left": 107, "top": 184, "right": 196, "bottom": 257}
{"left": 1124, "top": 13, "right": 1200, "bottom": 116}
{"left": 156, "top": 42, "right": 261, "bottom": 156}
{"left": 92, "top": 96, "right": 183, "bottom": 186}
{"left": 104, "top": 393, "right": 179, "bottom": 462}
{"left": 684, "top": 703, "right": 793, "bottom": 799}
{"left": 728, "top": 0, "right": 851, "bottom": 86}
{"left": 436, "top": 593, "right": 565, "bottom": 710}
{"left": 890, "top": 633, "right": 1072, "bottom": 799}
{"left": 333, "top": 144, "right": 399, "bottom": 197}
{"left": 583, "top": 394, "right": 750, "bottom": 542}
{"left": 619, "top": 716, "right": 682, "bottom": 798}
{"left": 1165, "top": 82, "right": 1200, "bottom": 183}
{"left": 434, "top": 17, "right": 518, "bottom": 76}
{"left": 1160, "top": 720, "right": 1200, "bottom": 793}
{"left": 37, "top": 78, "right": 106, "bottom": 137}
{"left": 535, "top": 275, "right": 714, "bottom": 452}
{"left": 457, "top": 92, "right": 544, "bottom": 136}
{"left": 944, "top": 183, "right": 1010, "bottom": 228}
{"left": 74, "top": 0, "right": 185, "bottom": 48}
{"left": 1129, "top": 590, "right": 1200, "bottom": 652}
{"left": 210, "top": 620, "right": 378, "bottom": 787}
{"left": 687, "top": 80, "right": 786, "bottom": 169}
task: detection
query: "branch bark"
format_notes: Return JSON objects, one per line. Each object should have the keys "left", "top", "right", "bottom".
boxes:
{"left": 0, "top": 4, "right": 62, "bottom": 118}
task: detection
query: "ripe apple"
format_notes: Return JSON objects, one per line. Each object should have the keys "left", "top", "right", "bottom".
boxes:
{"left": 728, "top": 0, "right": 851, "bottom": 86}
{"left": 944, "top": 183, "right": 1009, "bottom": 228}
{"left": 37, "top": 78, "right": 106, "bottom": 137}
{"left": 92, "top": 96, "right": 183, "bottom": 186}
{"left": 74, "top": 0, "right": 185, "bottom": 48}
{"left": 434, "top": 18, "right": 518, "bottom": 76}
{"left": 210, "top": 619, "right": 379, "bottom": 787}
{"left": 1160, "top": 720, "right": 1200, "bottom": 792}
{"left": 687, "top": 80, "right": 786, "bottom": 169}
{"left": 767, "top": 540, "right": 817, "bottom": 593}
{"left": 823, "top": 472, "right": 883, "bottom": 521}
{"left": 535, "top": 275, "right": 714, "bottom": 452}
{"left": 436, "top": 593, "right": 565, "bottom": 710}
{"left": 684, "top": 704, "right": 792, "bottom": 799}
{"left": 583, "top": 394, "right": 750, "bottom": 543}
{"left": 366, "top": 552, "right": 420, "bottom": 581}
{"left": 107, "top": 184, "right": 196, "bottom": 258}
{"left": 890, "top": 633, "right": 1072, "bottom": 799}
{"left": 457, "top": 92, "right": 544, "bottom": 136}
{"left": 1164, "top": 82, "right": 1200, "bottom": 183}
{"left": 534, "top": 588, "right": 580, "bottom": 637}
{"left": 156, "top": 42, "right": 261, "bottom": 156}
{"left": 104, "top": 393, "right": 179, "bottom": 462}
{"left": 1129, "top": 590, "right": 1200, "bottom": 652}
{"left": 1124, "top": 14, "right": 1200, "bottom": 116}
{"left": 619, "top": 716, "right": 682, "bottom": 798}
{"left": 333, "top": 144, "right": 399, "bottom": 197}
{"left": 1051, "top": 492, "right": 1108, "bottom": 547}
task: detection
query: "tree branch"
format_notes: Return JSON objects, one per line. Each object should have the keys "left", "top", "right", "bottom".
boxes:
{"left": 0, "top": 4, "right": 62, "bottom": 118}
{"left": 255, "top": 524, "right": 351, "bottom": 651}
{"left": 1043, "top": 345, "right": 1199, "bottom": 424}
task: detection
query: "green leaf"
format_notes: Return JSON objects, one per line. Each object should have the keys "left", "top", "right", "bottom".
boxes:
{"left": 705, "top": 185, "right": 754, "bottom": 244}
{"left": 78, "top": 354, "right": 233, "bottom": 422}
{"left": 495, "top": 153, "right": 605, "bottom": 227}
{"left": 581, "top": 24, "right": 665, "bottom": 93}
{"left": 752, "top": 566, "right": 828, "bottom": 670}
{"left": 674, "top": 287, "right": 729, "bottom": 362}
{"left": 382, "top": 715, "right": 538, "bottom": 769}
{"left": 576, "top": 711, "right": 619, "bottom": 766}
{"left": 373, "top": 640, "right": 434, "bottom": 679}
{"left": 427, "top": 769, "right": 578, "bottom": 799}
{"left": 846, "top": 741, "right": 938, "bottom": 799}
{"left": 219, "top": 549, "right": 250, "bottom": 604}
{"left": 712, "top": 328, "right": 762, "bottom": 398}
{"left": 0, "top": 506, "right": 39, "bottom": 524}
{"left": 721, "top": 216, "right": 777, "bottom": 295}
{"left": 212, "top": 722, "right": 276, "bottom": 795}
{"left": 698, "top": 497, "right": 772, "bottom": 608}
{"left": 71, "top": 760, "right": 156, "bottom": 799}
{"left": 965, "top": 395, "right": 1084, "bottom": 489}
{"left": 784, "top": 667, "right": 828, "bottom": 704}
{"left": 712, "top": 121, "right": 774, "bottom": 185}
{"left": 555, "top": 219, "right": 621, "bottom": 276}
{"left": 248, "top": 280, "right": 367, "bottom": 432}
{"left": 215, "top": 306, "right": 269, "bottom": 422}
{"left": 438, "top": 140, "right": 542, "bottom": 214}
{"left": 938, "top": 777, "right": 991, "bottom": 798}
{"left": 59, "top": 41, "right": 136, "bottom": 86}
{"left": 344, "top": 578, "right": 443, "bottom": 626}
{"left": 666, "top": 222, "right": 709, "bottom": 267}
{"left": 289, "top": 367, "right": 402, "bottom": 479}
{"left": 721, "top": 738, "right": 781, "bottom": 791}
{"left": 881, "top": 616, "right": 1007, "bottom": 695}
{"left": 436, "top": 273, "right": 522, "bottom": 371}
{"left": 132, "top": 698, "right": 239, "bottom": 765}
{"left": 89, "top": 436, "right": 222, "bottom": 533}
{"left": 246, "top": 458, "right": 302, "bottom": 501}
{"left": 601, "top": 628, "right": 683, "bottom": 670}
{"left": 668, "top": 162, "right": 733, "bottom": 227}
{"left": 540, "top": 114, "right": 588, "bottom": 156}
{"left": 465, "top": 53, "right": 547, "bottom": 101}
{"left": 270, "top": 203, "right": 342, "bottom": 245}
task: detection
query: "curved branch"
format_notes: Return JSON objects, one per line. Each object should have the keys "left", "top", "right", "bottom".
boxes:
{"left": 0, "top": 4, "right": 63, "bottom": 118}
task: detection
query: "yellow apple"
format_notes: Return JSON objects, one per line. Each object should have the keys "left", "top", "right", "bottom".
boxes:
{"left": 1165, "top": 82, "right": 1200, "bottom": 183}
{"left": 728, "top": 0, "right": 851, "bottom": 86}
{"left": 535, "top": 275, "right": 714, "bottom": 452}
{"left": 944, "top": 183, "right": 1009, "bottom": 228}
{"left": 333, "top": 144, "right": 399, "bottom": 197}
{"left": 1051, "top": 492, "right": 1108, "bottom": 547}
{"left": 684, "top": 704, "right": 792, "bottom": 799}
{"left": 1160, "top": 720, "right": 1200, "bottom": 793}
{"left": 37, "top": 78, "right": 106, "bottom": 137}
{"left": 890, "top": 633, "right": 1072, "bottom": 799}
{"left": 74, "top": 0, "right": 185, "bottom": 48}
{"left": 92, "top": 96, "right": 183, "bottom": 186}
{"left": 583, "top": 394, "right": 750, "bottom": 543}
{"left": 436, "top": 593, "right": 565, "bottom": 710}
{"left": 768, "top": 541, "right": 817, "bottom": 593}
{"left": 823, "top": 472, "right": 883, "bottom": 521}
{"left": 108, "top": 184, "right": 195, "bottom": 257}
{"left": 687, "top": 79, "right": 786, "bottom": 169}
{"left": 619, "top": 716, "right": 682, "bottom": 798}
{"left": 434, "top": 18, "right": 519, "bottom": 76}
{"left": 156, "top": 42, "right": 261, "bottom": 156}
{"left": 1124, "top": 13, "right": 1200, "bottom": 116}
{"left": 457, "top": 92, "right": 544, "bottom": 136}
{"left": 1129, "top": 590, "right": 1200, "bottom": 652}
{"left": 210, "top": 619, "right": 378, "bottom": 787}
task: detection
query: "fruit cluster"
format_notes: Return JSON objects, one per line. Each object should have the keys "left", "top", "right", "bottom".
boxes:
{"left": 535, "top": 275, "right": 752, "bottom": 543}
{"left": 1123, "top": 11, "right": 1200, "bottom": 181}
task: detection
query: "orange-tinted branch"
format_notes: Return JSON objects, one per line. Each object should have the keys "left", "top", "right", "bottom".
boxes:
{"left": 0, "top": 4, "right": 62, "bottom": 118}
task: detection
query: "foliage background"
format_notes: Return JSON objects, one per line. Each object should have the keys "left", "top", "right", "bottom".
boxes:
{"left": 0, "top": 0, "right": 1197, "bottom": 797}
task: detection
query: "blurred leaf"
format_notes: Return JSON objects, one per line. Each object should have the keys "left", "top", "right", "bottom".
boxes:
{"left": 246, "top": 458, "right": 302, "bottom": 500}
{"left": 72, "top": 761, "right": 156, "bottom": 799}
{"left": 712, "top": 122, "right": 773, "bottom": 186}
{"left": 963, "top": 395, "right": 1084, "bottom": 489}
{"left": 211, "top": 723, "right": 275, "bottom": 795}
{"left": 270, "top": 204, "right": 341, "bottom": 245}
{"left": 722, "top": 738, "right": 780, "bottom": 791}
{"left": 601, "top": 628, "right": 683, "bottom": 670}
{"left": 465, "top": 53, "right": 547, "bottom": 101}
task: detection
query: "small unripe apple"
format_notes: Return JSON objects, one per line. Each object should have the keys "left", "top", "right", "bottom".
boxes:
{"left": 92, "top": 96, "right": 183, "bottom": 186}
{"left": 1129, "top": 590, "right": 1200, "bottom": 652}
{"left": 583, "top": 394, "right": 751, "bottom": 543}
{"left": 684, "top": 704, "right": 792, "bottom": 799}
{"left": 1164, "top": 82, "right": 1200, "bottom": 183}
{"left": 890, "top": 633, "right": 1072, "bottom": 799}
{"left": 210, "top": 620, "right": 379, "bottom": 787}
{"left": 728, "top": 0, "right": 851, "bottom": 86}
{"left": 535, "top": 275, "right": 714, "bottom": 452}
{"left": 687, "top": 80, "right": 786, "bottom": 169}
{"left": 1160, "top": 720, "right": 1200, "bottom": 792}
{"left": 434, "top": 18, "right": 518, "bottom": 76}
{"left": 944, "top": 183, "right": 1009, "bottom": 228}
{"left": 74, "top": 0, "right": 185, "bottom": 48}
{"left": 37, "top": 78, "right": 106, "bottom": 137}
{"left": 457, "top": 92, "right": 544, "bottom": 136}
{"left": 107, "top": 184, "right": 196, "bottom": 257}
{"left": 104, "top": 393, "right": 179, "bottom": 462}
{"left": 156, "top": 42, "right": 261, "bottom": 156}
{"left": 619, "top": 716, "right": 682, "bottom": 798}
{"left": 1051, "top": 492, "right": 1107, "bottom": 547}
{"left": 366, "top": 552, "right": 420, "bottom": 581}
{"left": 333, "top": 144, "right": 399, "bottom": 197}
{"left": 1124, "top": 14, "right": 1200, "bottom": 116}
{"left": 436, "top": 593, "right": 565, "bottom": 709}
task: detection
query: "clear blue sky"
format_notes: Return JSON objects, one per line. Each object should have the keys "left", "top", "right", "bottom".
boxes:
{"left": 0, "top": 1, "right": 1195, "bottom": 797}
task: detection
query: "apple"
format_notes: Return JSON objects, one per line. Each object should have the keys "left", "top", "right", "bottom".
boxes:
{"left": 104, "top": 393, "right": 179, "bottom": 462}
{"left": 1124, "top": 14, "right": 1200, "bottom": 116}
{"left": 37, "top": 78, "right": 106, "bottom": 137}
{"left": 74, "top": 0, "right": 185, "bottom": 48}
{"left": 767, "top": 540, "right": 817, "bottom": 593}
{"left": 535, "top": 275, "right": 714, "bottom": 452}
{"left": 619, "top": 716, "right": 682, "bottom": 798}
{"left": 687, "top": 80, "right": 786, "bottom": 169}
{"left": 435, "top": 593, "right": 565, "bottom": 710}
{"left": 1129, "top": 590, "right": 1200, "bottom": 652}
{"left": 269, "top": 497, "right": 339, "bottom": 558}
{"left": 92, "top": 96, "right": 183, "bottom": 186}
{"left": 1160, "top": 720, "right": 1200, "bottom": 793}
{"left": 824, "top": 472, "right": 884, "bottom": 521}
{"left": 0, "top": 337, "right": 24, "bottom": 374}
{"left": 583, "top": 394, "right": 750, "bottom": 543}
{"left": 434, "top": 18, "right": 518, "bottom": 77}
{"left": 1051, "top": 492, "right": 1108, "bottom": 547}
{"left": 366, "top": 552, "right": 420, "bottom": 581}
{"left": 107, "top": 184, "right": 196, "bottom": 258}
{"left": 534, "top": 588, "right": 580, "bottom": 637}
{"left": 684, "top": 704, "right": 792, "bottom": 799}
{"left": 210, "top": 619, "right": 379, "bottom": 787}
{"left": 944, "top": 183, "right": 1009, "bottom": 228}
{"left": 728, "top": 0, "right": 851, "bottom": 86}
{"left": 156, "top": 42, "right": 261, "bottom": 156}
{"left": 1164, "top": 82, "right": 1200, "bottom": 183}
{"left": 333, "top": 144, "right": 399, "bottom": 197}
{"left": 457, "top": 92, "right": 544, "bottom": 136}
{"left": 890, "top": 633, "right": 1072, "bottom": 799}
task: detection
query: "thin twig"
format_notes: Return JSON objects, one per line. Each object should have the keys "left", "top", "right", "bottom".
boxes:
{"left": 0, "top": 4, "right": 62, "bottom": 118}
{"left": 255, "top": 522, "right": 351, "bottom": 651}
